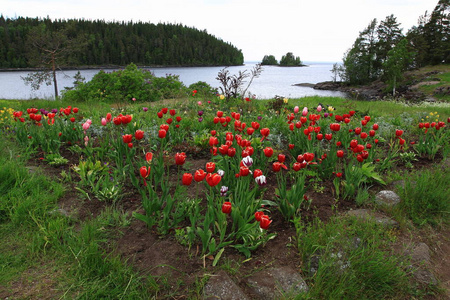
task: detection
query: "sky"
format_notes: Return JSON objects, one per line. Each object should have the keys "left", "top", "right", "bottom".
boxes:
{"left": 1, "top": 0, "right": 438, "bottom": 63}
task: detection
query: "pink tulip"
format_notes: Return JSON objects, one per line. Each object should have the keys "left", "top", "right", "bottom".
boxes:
{"left": 101, "top": 118, "right": 107, "bottom": 126}
{"left": 317, "top": 105, "right": 322, "bottom": 112}
{"left": 302, "top": 107, "right": 308, "bottom": 116}
{"left": 294, "top": 106, "right": 299, "bottom": 113}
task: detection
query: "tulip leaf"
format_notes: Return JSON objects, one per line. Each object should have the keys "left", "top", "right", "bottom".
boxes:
{"left": 261, "top": 199, "right": 277, "bottom": 207}
{"left": 212, "top": 248, "right": 225, "bottom": 267}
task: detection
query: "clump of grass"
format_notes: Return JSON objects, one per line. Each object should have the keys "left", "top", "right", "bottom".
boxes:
{"left": 398, "top": 167, "right": 450, "bottom": 227}
{"left": 295, "top": 216, "right": 413, "bottom": 299}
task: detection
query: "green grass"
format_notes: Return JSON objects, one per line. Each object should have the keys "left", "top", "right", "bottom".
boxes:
{"left": 0, "top": 137, "right": 156, "bottom": 299}
{"left": 295, "top": 216, "right": 415, "bottom": 299}
{"left": 397, "top": 166, "right": 450, "bottom": 227}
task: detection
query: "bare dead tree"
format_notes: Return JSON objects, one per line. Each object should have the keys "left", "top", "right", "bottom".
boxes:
{"left": 216, "top": 63, "right": 263, "bottom": 100}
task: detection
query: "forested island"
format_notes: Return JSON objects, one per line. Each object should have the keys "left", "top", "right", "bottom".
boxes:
{"left": 0, "top": 16, "right": 244, "bottom": 68}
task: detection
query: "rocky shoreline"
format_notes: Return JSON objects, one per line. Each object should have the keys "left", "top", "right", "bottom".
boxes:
{"left": 295, "top": 69, "right": 448, "bottom": 102}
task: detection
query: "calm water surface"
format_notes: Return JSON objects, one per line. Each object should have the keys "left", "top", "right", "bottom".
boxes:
{"left": 0, "top": 62, "right": 346, "bottom": 100}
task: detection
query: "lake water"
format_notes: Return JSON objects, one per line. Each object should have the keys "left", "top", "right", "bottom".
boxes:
{"left": 0, "top": 62, "right": 347, "bottom": 100}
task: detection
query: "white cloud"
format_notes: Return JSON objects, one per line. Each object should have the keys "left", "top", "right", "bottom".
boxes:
{"left": 1, "top": 0, "right": 437, "bottom": 62}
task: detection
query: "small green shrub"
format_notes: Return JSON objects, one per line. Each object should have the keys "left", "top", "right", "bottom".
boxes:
{"left": 63, "top": 63, "right": 188, "bottom": 103}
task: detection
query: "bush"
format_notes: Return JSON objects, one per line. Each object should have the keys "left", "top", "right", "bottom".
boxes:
{"left": 188, "top": 81, "right": 218, "bottom": 98}
{"left": 63, "top": 63, "right": 188, "bottom": 103}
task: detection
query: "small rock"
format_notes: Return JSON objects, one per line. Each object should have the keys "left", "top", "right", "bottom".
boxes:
{"left": 203, "top": 270, "right": 249, "bottom": 300}
{"left": 48, "top": 208, "right": 71, "bottom": 217}
{"left": 375, "top": 190, "right": 401, "bottom": 207}
{"left": 411, "top": 243, "right": 431, "bottom": 264}
{"left": 245, "top": 266, "right": 308, "bottom": 299}
{"left": 414, "top": 268, "right": 437, "bottom": 285}
{"left": 345, "top": 209, "right": 398, "bottom": 228}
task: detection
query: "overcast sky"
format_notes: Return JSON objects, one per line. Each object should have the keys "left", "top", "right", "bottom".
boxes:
{"left": 2, "top": 0, "right": 437, "bottom": 63}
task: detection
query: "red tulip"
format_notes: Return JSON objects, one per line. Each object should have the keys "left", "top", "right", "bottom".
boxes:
{"left": 259, "top": 215, "right": 272, "bottom": 230}
{"left": 122, "top": 134, "right": 133, "bottom": 143}
{"left": 247, "top": 127, "right": 255, "bottom": 135}
{"left": 175, "top": 152, "right": 186, "bottom": 165}
{"left": 222, "top": 202, "right": 232, "bottom": 214}
{"left": 360, "top": 132, "right": 368, "bottom": 139}
{"left": 206, "top": 162, "right": 216, "bottom": 173}
{"left": 289, "top": 144, "right": 295, "bottom": 149}
{"left": 176, "top": 116, "right": 182, "bottom": 122}
{"left": 354, "top": 127, "right": 362, "bottom": 135}
{"left": 194, "top": 169, "right": 206, "bottom": 182}
{"left": 140, "top": 166, "right": 150, "bottom": 179}
{"left": 278, "top": 154, "right": 286, "bottom": 163}
{"left": 182, "top": 173, "right": 193, "bottom": 185}
{"left": 239, "top": 166, "right": 250, "bottom": 177}
{"left": 145, "top": 152, "right": 153, "bottom": 163}
{"left": 73, "top": 107, "right": 79, "bottom": 113}
{"left": 330, "top": 123, "right": 341, "bottom": 131}
{"left": 272, "top": 162, "right": 282, "bottom": 172}
{"left": 158, "top": 129, "right": 167, "bottom": 138}
{"left": 227, "top": 147, "right": 236, "bottom": 157}
{"left": 128, "top": 142, "right": 133, "bottom": 148}
{"left": 303, "top": 152, "right": 314, "bottom": 162}
{"left": 317, "top": 133, "right": 323, "bottom": 141}
{"left": 255, "top": 211, "right": 264, "bottom": 222}
{"left": 161, "top": 108, "right": 168, "bottom": 114}
{"left": 253, "top": 169, "right": 263, "bottom": 179}
{"left": 157, "top": 111, "right": 163, "bottom": 118}
{"left": 337, "top": 150, "right": 344, "bottom": 158}
{"left": 217, "top": 111, "right": 223, "bottom": 117}
{"left": 166, "top": 118, "right": 173, "bottom": 124}
{"left": 209, "top": 136, "right": 218, "bottom": 147}
{"left": 206, "top": 173, "right": 221, "bottom": 186}
{"left": 260, "top": 128, "right": 270, "bottom": 141}
{"left": 70, "top": 117, "right": 76, "bottom": 123}
{"left": 263, "top": 147, "right": 274, "bottom": 158}
{"left": 251, "top": 121, "right": 260, "bottom": 130}
{"left": 395, "top": 129, "right": 403, "bottom": 137}
{"left": 169, "top": 109, "right": 176, "bottom": 116}
{"left": 292, "top": 162, "right": 301, "bottom": 171}
{"left": 135, "top": 130, "right": 144, "bottom": 140}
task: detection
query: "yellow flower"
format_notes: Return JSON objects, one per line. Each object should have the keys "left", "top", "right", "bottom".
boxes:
{"left": 328, "top": 106, "right": 335, "bottom": 112}
{"left": 283, "top": 98, "right": 288, "bottom": 104}
{"left": 219, "top": 95, "right": 225, "bottom": 100}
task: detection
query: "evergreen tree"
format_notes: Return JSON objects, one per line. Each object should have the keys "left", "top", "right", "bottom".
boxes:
{"left": 261, "top": 55, "right": 278, "bottom": 65}
{"left": 279, "top": 52, "right": 302, "bottom": 66}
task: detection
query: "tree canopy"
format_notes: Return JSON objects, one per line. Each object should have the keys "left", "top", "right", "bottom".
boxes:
{"left": 0, "top": 16, "right": 244, "bottom": 68}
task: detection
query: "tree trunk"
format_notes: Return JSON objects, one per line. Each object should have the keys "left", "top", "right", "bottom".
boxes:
{"left": 52, "top": 52, "right": 58, "bottom": 99}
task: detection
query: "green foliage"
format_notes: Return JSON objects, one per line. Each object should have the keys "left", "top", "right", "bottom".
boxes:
{"left": 279, "top": 52, "right": 303, "bottom": 66}
{"left": 398, "top": 167, "right": 450, "bottom": 226}
{"left": 63, "top": 63, "right": 188, "bottom": 103}
{"left": 261, "top": 54, "right": 278, "bottom": 65}
{"left": 383, "top": 38, "right": 415, "bottom": 95}
{"left": 188, "top": 81, "right": 218, "bottom": 98}
{"left": 0, "top": 16, "right": 244, "bottom": 68}
{"left": 296, "top": 216, "right": 412, "bottom": 299}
